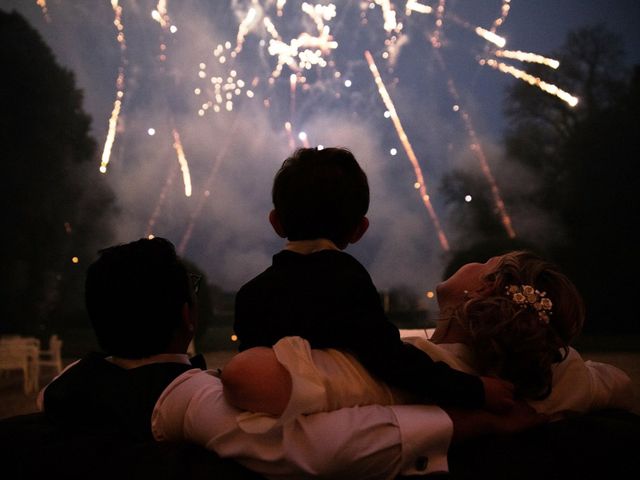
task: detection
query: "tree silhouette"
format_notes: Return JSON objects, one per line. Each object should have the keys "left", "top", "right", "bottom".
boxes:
{"left": 440, "top": 26, "right": 639, "bottom": 332}
{"left": 0, "top": 10, "right": 116, "bottom": 336}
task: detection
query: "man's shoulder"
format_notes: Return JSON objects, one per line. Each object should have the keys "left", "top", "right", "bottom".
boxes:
{"left": 154, "top": 370, "right": 222, "bottom": 424}
{"left": 49, "top": 352, "right": 110, "bottom": 379}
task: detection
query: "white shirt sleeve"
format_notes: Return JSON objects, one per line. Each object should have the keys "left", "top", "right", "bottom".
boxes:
{"left": 152, "top": 369, "right": 453, "bottom": 479}
{"left": 583, "top": 359, "right": 635, "bottom": 411}
{"left": 406, "top": 340, "right": 635, "bottom": 418}
{"left": 530, "top": 347, "right": 634, "bottom": 416}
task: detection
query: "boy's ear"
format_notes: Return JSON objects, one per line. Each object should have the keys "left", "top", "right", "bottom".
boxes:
{"left": 269, "top": 209, "right": 287, "bottom": 238}
{"left": 348, "top": 217, "right": 369, "bottom": 244}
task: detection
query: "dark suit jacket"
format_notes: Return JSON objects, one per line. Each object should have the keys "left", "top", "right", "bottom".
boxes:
{"left": 235, "top": 249, "right": 484, "bottom": 408}
{"left": 43, "top": 353, "right": 198, "bottom": 441}
{"left": 2, "top": 352, "right": 263, "bottom": 479}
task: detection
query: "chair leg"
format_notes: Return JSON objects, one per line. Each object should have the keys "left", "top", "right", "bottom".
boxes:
{"left": 31, "top": 362, "right": 39, "bottom": 394}
{"left": 23, "top": 366, "right": 30, "bottom": 395}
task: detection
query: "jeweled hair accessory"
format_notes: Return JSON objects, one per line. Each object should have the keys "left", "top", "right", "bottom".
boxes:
{"left": 505, "top": 284, "right": 553, "bottom": 323}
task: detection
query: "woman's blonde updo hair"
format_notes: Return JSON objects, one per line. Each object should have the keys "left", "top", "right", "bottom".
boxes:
{"left": 452, "top": 251, "right": 585, "bottom": 400}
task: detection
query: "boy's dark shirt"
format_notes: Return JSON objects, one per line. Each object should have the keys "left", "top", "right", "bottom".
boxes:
{"left": 234, "top": 249, "right": 484, "bottom": 408}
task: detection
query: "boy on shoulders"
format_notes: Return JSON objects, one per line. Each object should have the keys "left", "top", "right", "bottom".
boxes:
{"left": 234, "top": 147, "right": 511, "bottom": 410}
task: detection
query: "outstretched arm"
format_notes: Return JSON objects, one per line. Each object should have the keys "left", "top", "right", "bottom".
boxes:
{"left": 444, "top": 401, "right": 547, "bottom": 443}
{"left": 481, "top": 376, "right": 516, "bottom": 413}
{"left": 155, "top": 369, "right": 455, "bottom": 478}
{"left": 531, "top": 347, "right": 635, "bottom": 415}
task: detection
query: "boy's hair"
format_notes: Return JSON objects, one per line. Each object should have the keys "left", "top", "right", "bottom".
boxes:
{"left": 453, "top": 250, "right": 585, "bottom": 400}
{"left": 85, "top": 237, "right": 192, "bottom": 359}
{"left": 272, "top": 147, "right": 369, "bottom": 245}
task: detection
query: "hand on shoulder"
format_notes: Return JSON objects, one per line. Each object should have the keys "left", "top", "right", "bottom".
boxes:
{"left": 481, "top": 376, "right": 515, "bottom": 413}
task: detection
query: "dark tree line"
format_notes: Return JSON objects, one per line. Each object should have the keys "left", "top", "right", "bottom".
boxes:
{"left": 441, "top": 26, "right": 639, "bottom": 333}
{"left": 0, "top": 10, "right": 229, "bottom": 348}
{"left": 0, "top": 10, "right": 116, "bottom": 337}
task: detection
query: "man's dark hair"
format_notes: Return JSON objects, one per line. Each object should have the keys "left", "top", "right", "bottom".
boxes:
{"left": 85, "top": 237, "right": 191, "bottom": 359}
{"left": 272, "top": 147, "right": 369, "bottom": 245}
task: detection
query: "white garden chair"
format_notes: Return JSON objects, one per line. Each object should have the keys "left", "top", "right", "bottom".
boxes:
{"left": 0, "top": 336, "right": 41, "bottom": 394}
{"left": 39, "top": 334, "right": 63, "bottom": 375}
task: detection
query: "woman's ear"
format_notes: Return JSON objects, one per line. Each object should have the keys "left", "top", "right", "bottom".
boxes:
{"left": 348, "top": 216, "right": 369, "bottom": 244}
{"left": 269, "top": 209, "right": 287, "bottom": 238}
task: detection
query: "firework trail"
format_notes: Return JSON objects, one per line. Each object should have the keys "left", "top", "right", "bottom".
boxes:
{"left": 36, "top": 0, "right": 51, "bottom": 22}
{"left": 489, "top": 0, "right": 512, "bottom": 32}
{"left": 146, "top": 0, "right": 192, "bottom": 242}
{"left": 426, "top": 1, "right": 571, "bottom": 236}
{"left": 364, "top": 50, "right": 450, "bottom": 251}
{"left": 482, "top": 59, "right": 578, "bottom": 106}
{"left": 432, "top": 48, "right": 516, "bottom": 238}
{"left": 373, "top": 1, "right": 399, "bottom": 33}
{"left": 429, "top": 0, "right": 446, "bottom": 48}
{"left": 384, "top": 0, "right": 573, "bottom": 240}
{"left": 146, "top": 163, "right": 179, "bottom": 237}
{"left": 495, "top": 50, "right": 559, "bottom": 69}
{"left": 475, "top": 26, "right": 506, "bottom": 48}
{"left": 99, "top": 0, "right": 127, "bottom": 174}
{"left": 284, "top": 121, "right": 296, "bottom": 151}
{"left": 235, "top": 5, "right": 257, "bottom": 53}
{"left": 151, "top": 0, "right": 172, "bottom": 30}
{"left": 151, "top": 1, "right": 193, "bottom": 198}
{"left": 374, "top": 1, "right": 516, "bottom": 238}
{"left": 178, "top": 116, "right": 242, "bottom": 255}
{"left": 288, "top": 73, "right": 298, "bottom": 131}
{"left": 405, "top": 1, "right": 433, "bottom": 15}
{"left": 298, "top": 130, "right": 310, "bottom": 148}
{"left": 43, "top": 1, "right": 579, "bottom": 254}
{"left": 145, "top": 134, "right": 191, "bottom": 238}
{"left": 419, "top": 3, "right": 571, "bottom": 103}
{"left": 172, "top": 129, "right": 192, "bottom": 197}
{"left": 454, "top": 3, "right": 571, "bottom": 124}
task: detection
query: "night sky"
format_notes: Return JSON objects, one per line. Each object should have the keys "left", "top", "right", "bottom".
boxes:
{"left": 4, "top": 1, "right": 640, "bottom": 307}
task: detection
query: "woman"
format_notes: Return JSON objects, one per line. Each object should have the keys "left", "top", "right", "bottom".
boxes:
{"left": 222, "top": 251, "right": 633, "bottom": 425}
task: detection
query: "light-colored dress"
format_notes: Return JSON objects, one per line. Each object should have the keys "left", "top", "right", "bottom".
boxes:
{"left": 238, "top": 335, "right": 634, "bottom": 432}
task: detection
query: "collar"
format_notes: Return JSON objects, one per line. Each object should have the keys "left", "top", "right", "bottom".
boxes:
{"left": 107, "top": 353, "right": 192, "bottom": 370}
{"left": 284, "top": 238, "right": 340, "bottom": 255}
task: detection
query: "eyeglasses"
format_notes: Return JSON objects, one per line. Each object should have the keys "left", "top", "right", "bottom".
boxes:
{"left": 189, "top": 273, "right": 202, "bottom": 294}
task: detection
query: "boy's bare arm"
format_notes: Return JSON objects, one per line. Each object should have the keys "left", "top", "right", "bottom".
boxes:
{"left": 221, "top": 347, "right": 292, "bottom": 415}
{"left": 444, "top": 401, "right": 548, "bottom": 443}
{"left": 481, "top": 376, "right": 516, "bottom": 413}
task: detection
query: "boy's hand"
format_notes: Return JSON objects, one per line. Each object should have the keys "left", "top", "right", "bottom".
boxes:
{"left": 481, "top": 376, "right": 515, "bottom": 413}
{"left": 445, "top": 401, "right": 548, "bottom": 443}
{"left": 489, "top": 400, "right": 549, "bottom": 436}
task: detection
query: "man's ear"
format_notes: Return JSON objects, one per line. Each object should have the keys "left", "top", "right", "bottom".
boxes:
{"left": 348, "top": 216, "right": 369, "bottom": 244}
{"left": 269, "top": 209, "right": 287, "bottom": 238}
{"left": 182, "top": 302, "right": 196, "bottom": 334}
